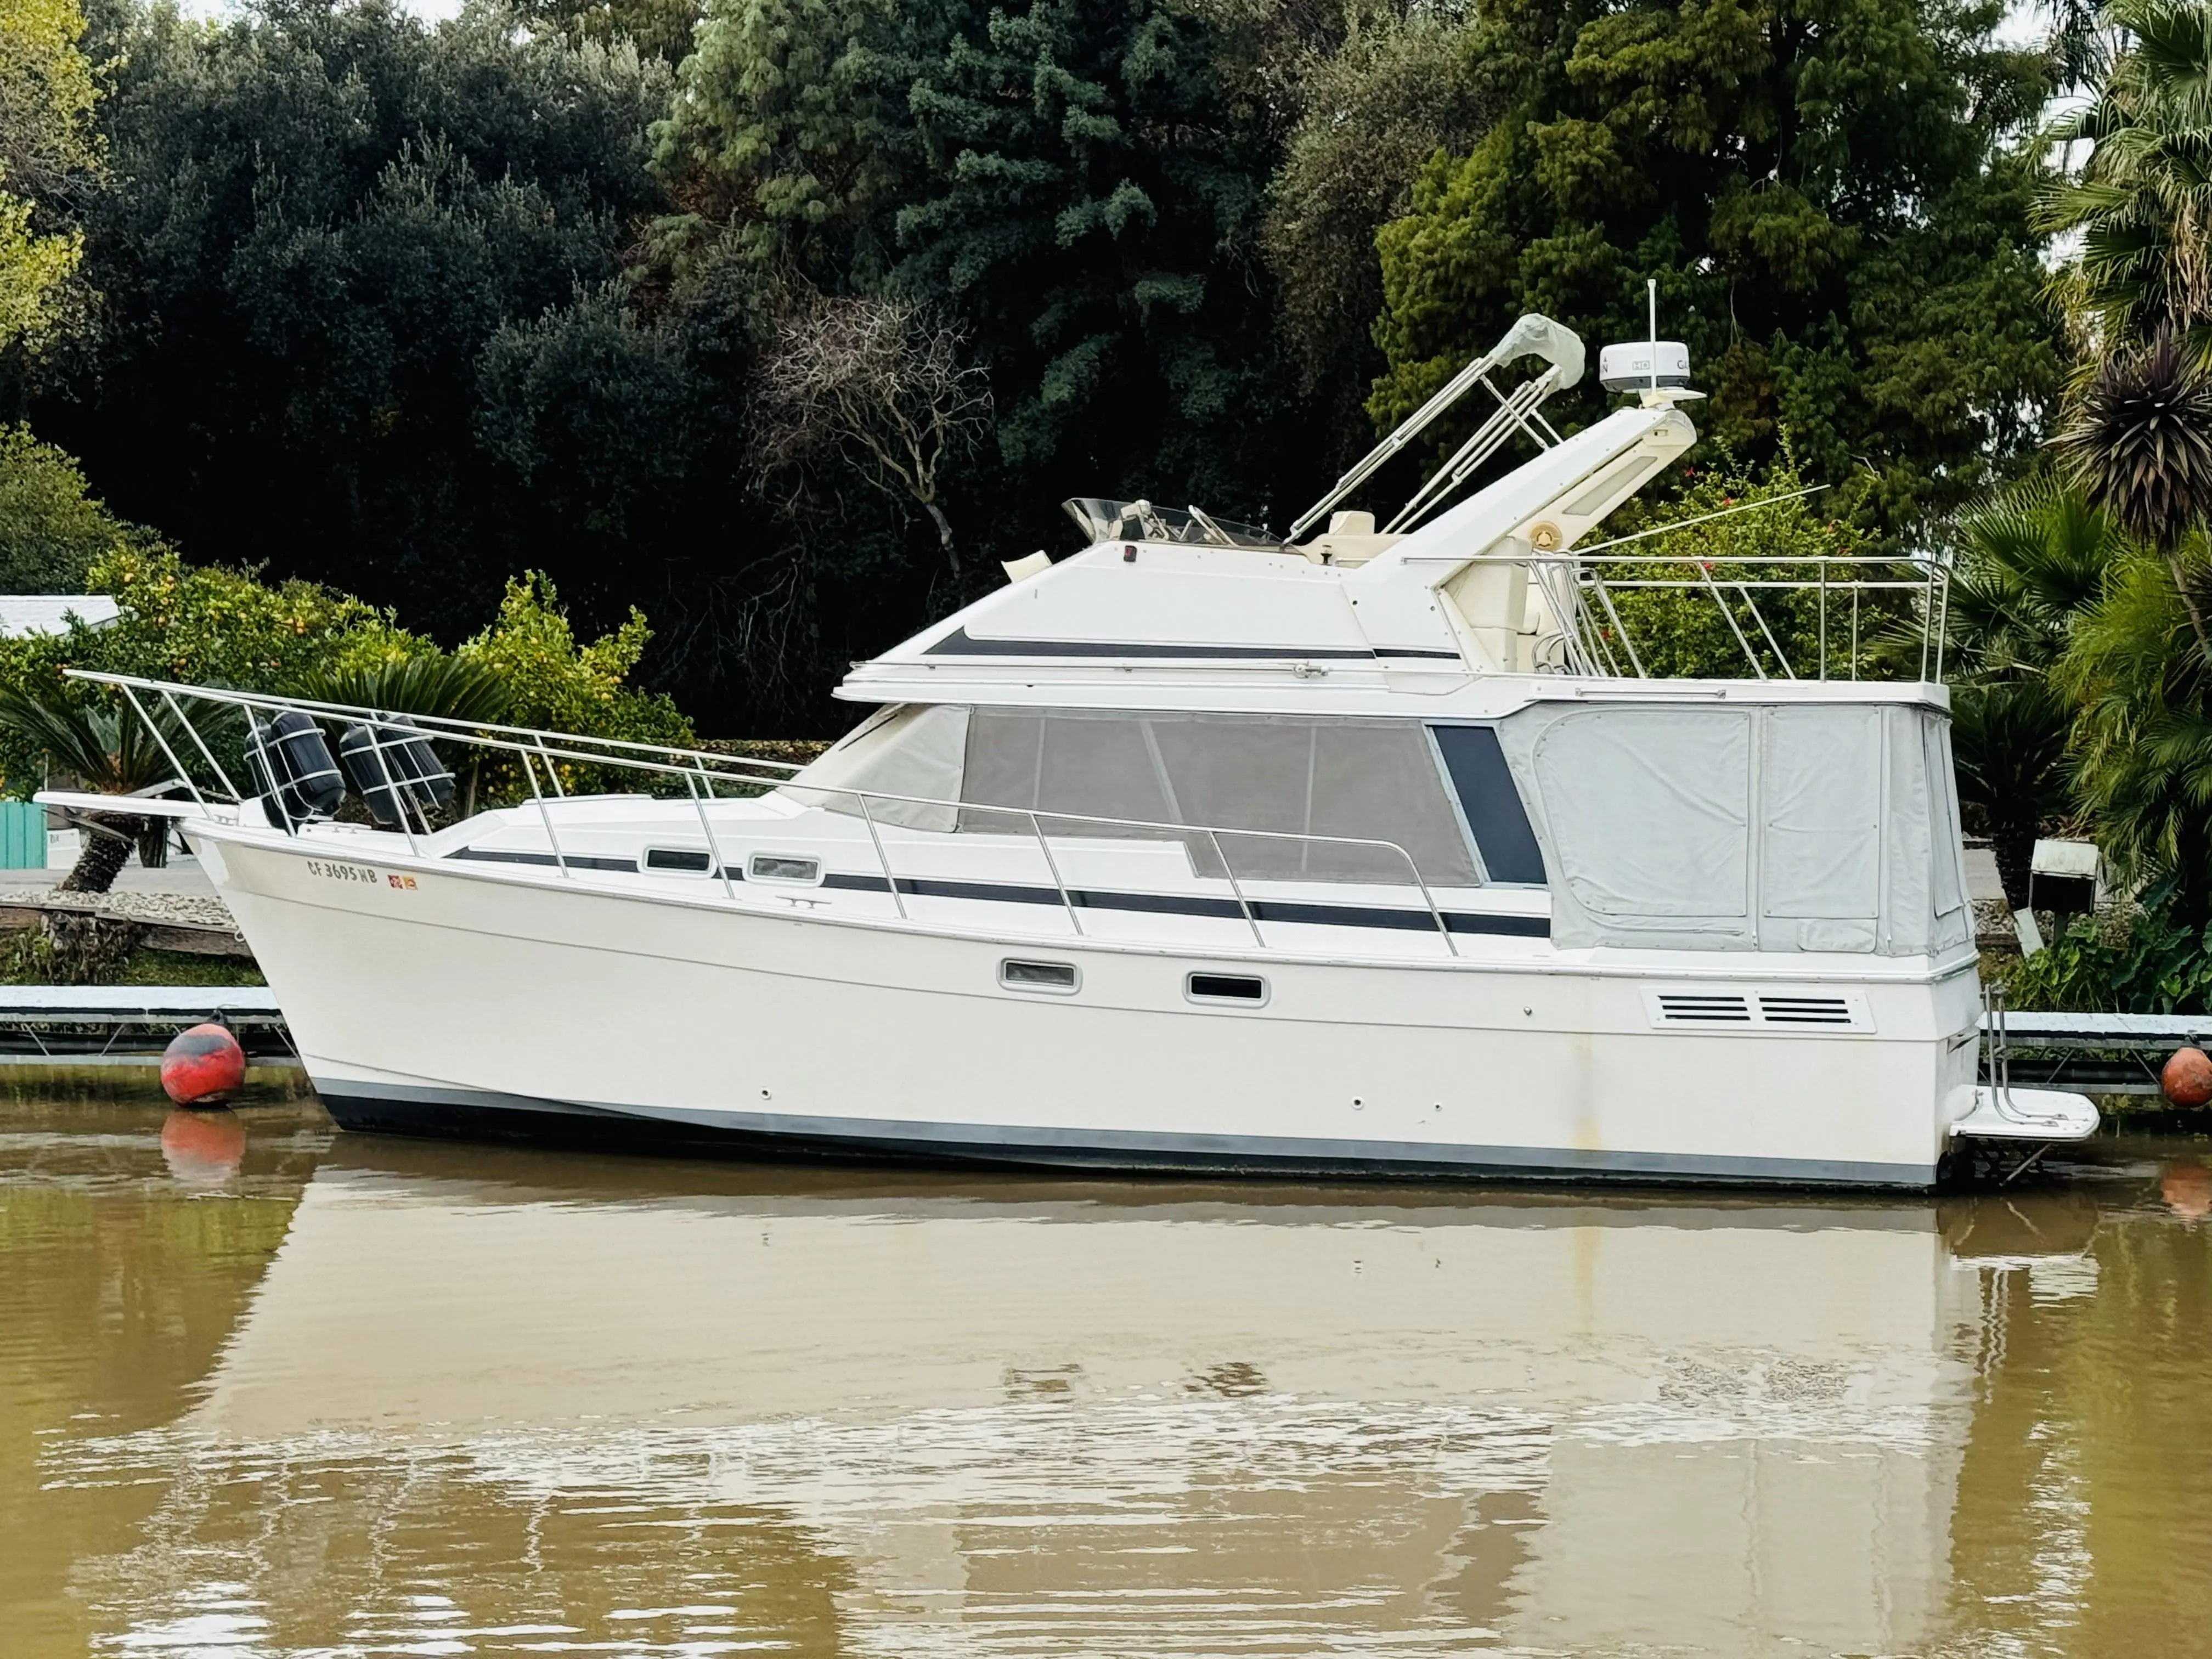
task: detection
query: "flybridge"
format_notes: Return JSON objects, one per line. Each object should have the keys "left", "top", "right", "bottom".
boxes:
{"left": 845, "top": 313, "right": 1951, "bottom": 696}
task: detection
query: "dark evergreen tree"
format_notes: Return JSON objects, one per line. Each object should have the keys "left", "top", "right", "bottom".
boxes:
{"left": 1370, "top": 0, "right": 2070, "bottom": 531}
{"left": 33, "top": 1, "right": 680, "bottom": 644}
{"left": 894, "top": 0, "right": 1314, "bottom": 529}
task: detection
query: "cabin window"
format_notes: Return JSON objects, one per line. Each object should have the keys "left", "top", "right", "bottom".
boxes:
{"left": 1430, "top": 725, "right": 1547, "bottom": 884}
{"left": 957, "top": 709, "right": 1481, "bottom": 886}
{"left": 644, "top": 847, "right": 713, "bottom": 873}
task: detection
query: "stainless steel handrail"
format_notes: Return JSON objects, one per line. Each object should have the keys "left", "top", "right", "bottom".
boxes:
{"left": 1506, "top": 549, "right": 1950, "bottom": 684}
{"left": 73, "top": 672, "right": 1472, "bottom": 957}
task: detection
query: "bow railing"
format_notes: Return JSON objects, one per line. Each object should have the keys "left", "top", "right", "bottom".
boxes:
{"left": 63, "top": 671, "right": 1466, "bottom": 958}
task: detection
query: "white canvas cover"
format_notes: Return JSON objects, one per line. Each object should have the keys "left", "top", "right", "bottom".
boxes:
{"left": 783, "top": 703, "right": 969, "bottom": 832}
{"left": 1522, "top": 707, "right": 1753, "bottom": 940}
{"left": 1761, "top": 706, "right": 1881, "bottom": 951}
{"left": 1920, "top": 712, "right": 1972, "bottom": 952}
{"left": 1500, "top": 699, "right": 1973, "bottom": 958}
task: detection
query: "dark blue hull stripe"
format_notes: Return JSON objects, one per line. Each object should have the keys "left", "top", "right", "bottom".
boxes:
{"left": 446, "top": 846, "right": 1550, "bottom": 939}
{"left": 452, "top": 847, "right": 639, "bottom": 873}
{"left": 821, "top": 871, "right": 1548, "bottom": 938}
{"left": 919, "top": 627, "right": 1463, "bottom": 662}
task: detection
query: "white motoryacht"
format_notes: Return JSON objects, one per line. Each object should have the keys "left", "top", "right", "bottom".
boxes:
{"left": 52, "top": 314, "right": 2098, "bottom": 1186}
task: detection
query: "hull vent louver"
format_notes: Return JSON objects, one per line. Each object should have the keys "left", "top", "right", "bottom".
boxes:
{"left": 1654, "top": 994, "right": 1753, "bottom": 1023}
{"left": 1643, "top": 987, "right": 1872, "bottom": 1034}
{"left": 1756, "top": 995, "right": 1856, "bottom": 1026}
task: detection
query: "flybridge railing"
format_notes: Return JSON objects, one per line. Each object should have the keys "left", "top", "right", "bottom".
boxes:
{"left": 1515, "top": 550, "right": 1951, "bottom": 684}
{"left": 68, "top": 671, "right": 1462, "bottom": 958}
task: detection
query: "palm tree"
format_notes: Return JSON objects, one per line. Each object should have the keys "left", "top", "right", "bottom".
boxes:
{"left": 2053, "top": 331, "right": 2212, "bottom": 651}
{"left": 1944, "top": 481, "right": 2131, "bottom": 906}
{"left": 0, "top": 682, "right": 221, "bottom": 892}
{"left": 2057, "top": 539, "right": 2212, "bottom": 922}
{"left": 2041, "top": 0, "right": 2212, "bottom": 370}
{"left": 287, "top": 653, "right": 512, "bottom": 725}
{"left": 289, "top": 652, "right": 512, "bottom": 817}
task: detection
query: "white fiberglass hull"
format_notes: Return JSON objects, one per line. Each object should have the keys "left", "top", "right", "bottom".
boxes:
{"left": 194, "top": 823, "right": 1992, "bottom": 1189}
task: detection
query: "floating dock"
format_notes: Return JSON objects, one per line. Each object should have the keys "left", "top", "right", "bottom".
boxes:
{"left": 0, "top": 986, "right": 294, "bottom": 1064}
{"left": 1982, "top": 1011, "right": 2207, "bottom": 1097}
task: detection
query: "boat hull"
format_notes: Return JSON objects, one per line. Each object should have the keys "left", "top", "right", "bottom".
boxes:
{"left": 200, "top": 826, "right": 1984, "bottom": 1189}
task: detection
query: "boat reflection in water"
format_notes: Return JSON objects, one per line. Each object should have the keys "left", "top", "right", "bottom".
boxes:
{"left": 59, "top": 1136, "right": 2108, "bottom": 1659}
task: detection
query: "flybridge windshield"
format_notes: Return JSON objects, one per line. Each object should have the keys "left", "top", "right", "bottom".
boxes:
{"left": 1063, "top": 499, "right": 1280, "bottom": 550}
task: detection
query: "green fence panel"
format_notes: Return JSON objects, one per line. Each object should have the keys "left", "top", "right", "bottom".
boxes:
{"left": 0, "top": 800, "right": 46, "bottom": 869}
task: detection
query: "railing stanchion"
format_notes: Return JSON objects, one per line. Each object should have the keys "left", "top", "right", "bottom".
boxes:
{"left": 535, "top": 737, "right": 567, "bottom": 797}
{"left": 853, "top": 791, "right": 906, "bottom": 919}
{"left": 1588, "top": 572, "right": 1646, "bottom": 677}
{"left": 1211, "top": 830, "right": 1265, "bottom": 948}
{"left": 161, "top": 686, "right": 244, "bottom": 803}
{"left": 520, "top": 749, "right": 571, "bottom": 877}
{"left": 1029, "top": 811, "right": 1084, "bottom": 938}
{"left": 1819, "top": 558, "right": 1829, "bottom": 681}
{"left": 1696, "top": 561, "right": 1767, "bottom": 679}
{"left": 686, "top": 769, "right": 736, "bottom": 900}
{"left": 1933, "top": 561, "right": 1951, "bottom": 683}
{"left": 363, "top": 714, "right": 422, "bottom": 859}
{"left": 116, "top": 682, "right": 207, "bottom": 814}
{"left": 1395, "top": 842, "right": 1458, "bottom": 958}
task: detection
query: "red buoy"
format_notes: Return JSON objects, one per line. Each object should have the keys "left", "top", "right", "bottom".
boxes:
{"left": 161, "top": 1022, "right": 246, "bottom": 1107}
{"left": 2163, "top": 1046, "right": 2212, "bottom": 1109}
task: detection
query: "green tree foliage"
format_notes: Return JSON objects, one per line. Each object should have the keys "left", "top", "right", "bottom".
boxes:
{"left": 2000, "top": 893, "right": 2212, "bottom": 1012}
{"left": 659, "top": 0, "right": 1324, "bottom": 522}
{"left": 2043, "top": 0, "right": 2212, "bottom": 371}
{"left": 0, "top": 0, "right": 99, "bottom": 351}
{"left": 1941, "top": 482, "right": 2130, "bottom": 906}
{"left": 0, "top": 422, "right": 128, "bottom": 590}
{"left": 650, "top": 0, "right": 914, "bottom": 289}
{"left": 523, "top": 0, "right": 705, "bottom": 60}
{"left": 457, "top": 571, "right": 692, "bottom": 749}
{"left": 1370, "top": 0, "right": 2068, "bottom": 528}
{"left": 33, "top": 1, "right": 676, "bottom": 644}
{"left": 1586, "top": 454, "right": 1872, "bottom": 678}
{"left": 893, "top": 0, "right": 1303, "bottom": 512}
{"left": 2051, "top": 529, "right": 2212, "bottom": 922}
{"left": 1260, "top": 5, "right": 1488, "bottom": 430}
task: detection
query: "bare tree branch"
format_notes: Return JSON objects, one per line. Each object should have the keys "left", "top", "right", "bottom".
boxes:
{"left": 749, "top": 291, "right": 994, "bottom": 574}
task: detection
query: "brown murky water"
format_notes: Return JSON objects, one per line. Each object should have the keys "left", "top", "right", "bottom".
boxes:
{"left": 7, "top": 1079, "right": 2212, "bottom": 1657}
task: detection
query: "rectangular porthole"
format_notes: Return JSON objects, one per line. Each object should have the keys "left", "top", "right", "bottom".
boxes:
{"left": 1187, "top": 972, "right": 1267, "bottom": 1006}
{"left": 1001, "top": 959, "right": 1079, "bottom": 994}
{"left": 645, "top": 847, "right": 713, "bottom": 873}
{"left": 748, "top": 853, "right": 821, "bottom": 884}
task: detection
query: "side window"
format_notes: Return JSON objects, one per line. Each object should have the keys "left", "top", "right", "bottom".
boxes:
{"left": 1430, "top": 725, "right": 1547, "bottom": 884}
{"left": 958, "top": 710, "right": 1481, "bottom": 885}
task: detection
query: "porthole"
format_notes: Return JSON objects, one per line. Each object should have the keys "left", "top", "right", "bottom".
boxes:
{"left": 1001, "top": 959, "right": 1079, "bottom": 994}
{"left": 645, "top": 847, "right": 713, "bottom": 873}
{"left": 1186, "top": 972, "right": 1267, "bottom": 1006}
{"left": 749, "top": 853, "right": 821, "bottom": 884}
